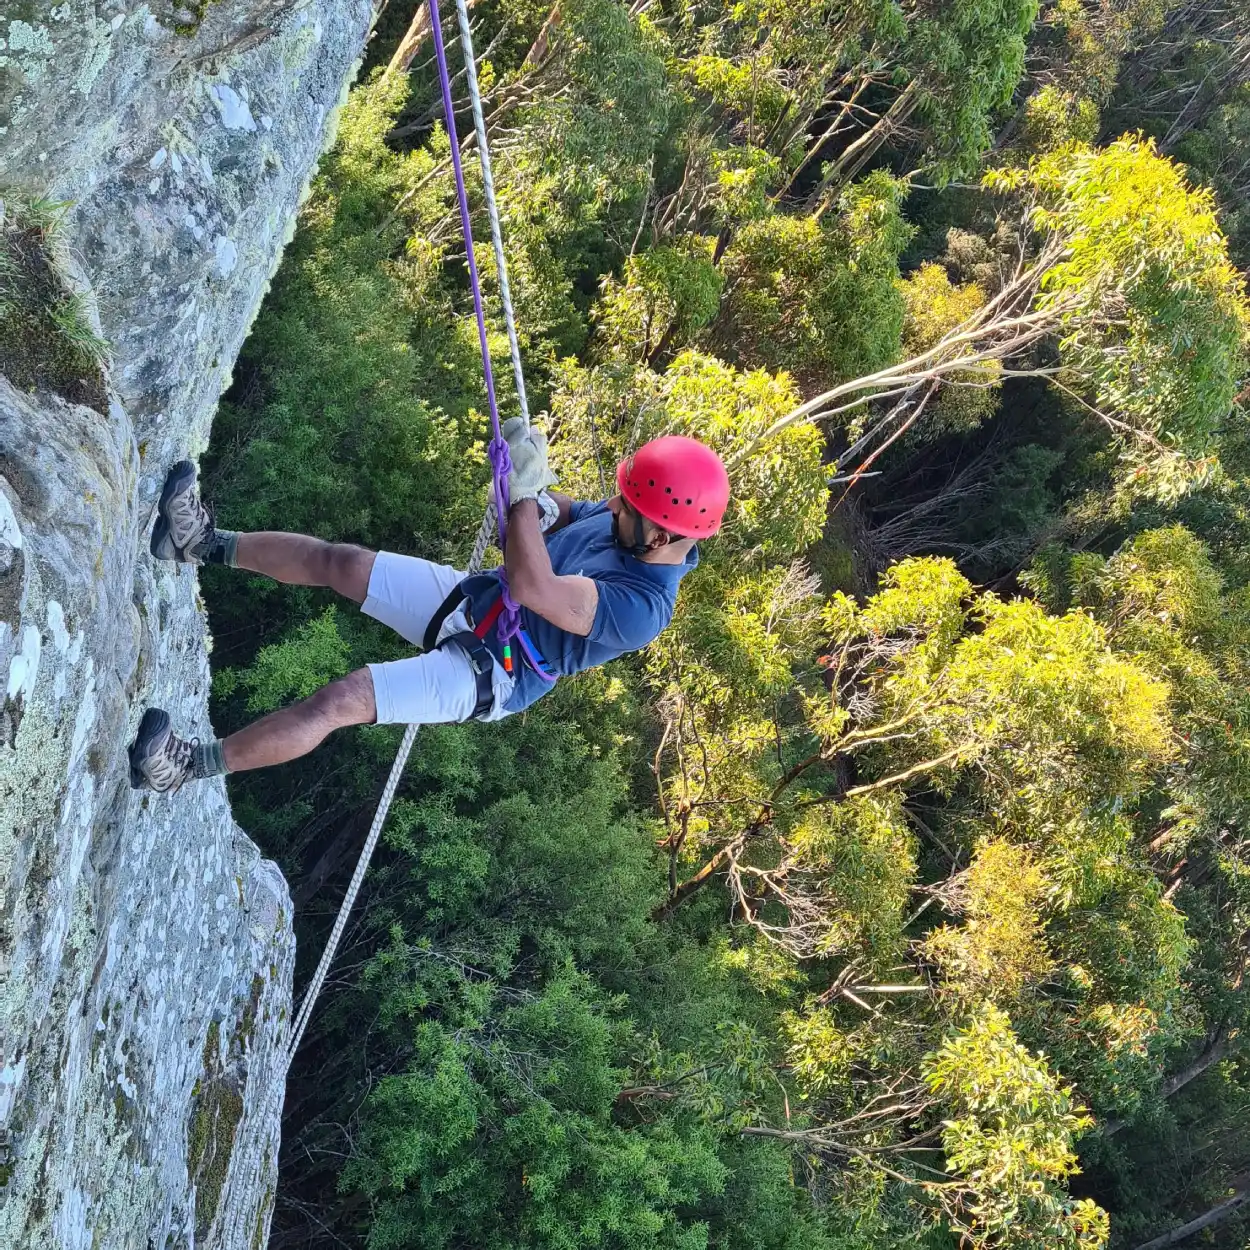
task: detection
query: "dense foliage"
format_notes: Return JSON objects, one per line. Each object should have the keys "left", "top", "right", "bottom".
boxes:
{"left": 200, "top": 2, "right": 1250, "bottom": 1247}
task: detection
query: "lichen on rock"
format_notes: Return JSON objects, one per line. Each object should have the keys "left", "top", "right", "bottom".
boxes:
{"left": 189, "top": 1020, "right": 246, "bottom": 1239}
{"left": 0, "top": 1, "right": 374, "bottom": 1247}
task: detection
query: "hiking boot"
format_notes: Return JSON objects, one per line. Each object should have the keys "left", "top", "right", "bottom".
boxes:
{"left": 128, "top": 708, "right": 201, "bottom": 793}
{"left": 150, "top": 460, "right": 220, "bottom": 564}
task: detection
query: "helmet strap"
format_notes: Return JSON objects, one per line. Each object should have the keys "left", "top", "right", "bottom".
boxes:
{"left": 613, "top": 508, "right": 655, "bottom": 561}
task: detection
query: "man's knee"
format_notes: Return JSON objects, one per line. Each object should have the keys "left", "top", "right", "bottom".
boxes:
{"left": 309, "top": 668, "right": 377, "bottom": 727}
{"left": 327, "top": 544, "right": 376, "bottom": 604}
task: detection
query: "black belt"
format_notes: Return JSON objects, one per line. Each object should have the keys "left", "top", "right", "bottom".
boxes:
{"left": 423, "top": 574, "right": 502, "bottom": 720}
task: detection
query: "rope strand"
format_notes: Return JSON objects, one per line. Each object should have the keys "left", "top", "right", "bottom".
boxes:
{"left": 430, "top": 0, "right": 514, "bottom": 552}
{"left": 282, "top": 0, "right": 533, "bottom": 1076}
{"left": 456, "top": 0, "right": 530, "bottom": 428}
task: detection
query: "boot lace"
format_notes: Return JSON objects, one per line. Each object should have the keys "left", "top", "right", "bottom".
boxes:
{"left": 168, "top": 485, "right": 215, "bottom": 555}
{"left": 149, "top": 733, "right": 199, "bottom": 792}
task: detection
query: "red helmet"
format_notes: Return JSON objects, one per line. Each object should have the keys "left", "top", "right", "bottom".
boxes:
{"left": 616, "top": 435, "right": 730, "bottom": 538}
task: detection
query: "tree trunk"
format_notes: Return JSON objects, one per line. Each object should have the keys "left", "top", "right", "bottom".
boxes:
{"left": 1148, "top": 825, "right": 1180, "bottom": 853}
{"left": 1106, "top": 1031, "right": 1234, "bottom": 1136}
{"left": 1161, "top": 1031, "right": 1232, "bottom": 1099}
{"left": 524, "top": 2, "right": 561, "bottom": 68}
{"left": 1130, "top": 1177, "right": 1250, "bottom": 1250}
{"left": 385, "top": 2, "right": 432, "bottom": 77}
{"left": 385, "top": 0, "right": 488, "bottom": 77}
{"left": 773, "top": 74, "right": 872, "bottom": 203}
{"left": 615, "top": 1085, "right": 677, "bottom": 1105}
{"left": 651, "top": 837, "right": 744, "bottom": 922}
{"left": 804, "top": 81, "right": 918, "bottom": 216}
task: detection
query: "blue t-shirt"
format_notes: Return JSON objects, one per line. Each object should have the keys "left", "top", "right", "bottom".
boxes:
{"left": 467, "top": 500, "right": 698, "bottom": 713}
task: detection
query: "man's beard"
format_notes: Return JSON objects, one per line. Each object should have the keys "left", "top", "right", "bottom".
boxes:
{"left": 612, "top": 510, "right": 646, "bottom": 557}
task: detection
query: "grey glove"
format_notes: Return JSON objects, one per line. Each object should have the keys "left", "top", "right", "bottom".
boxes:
{"left": 503, "top": 420, "right": 558, "bottom": 505}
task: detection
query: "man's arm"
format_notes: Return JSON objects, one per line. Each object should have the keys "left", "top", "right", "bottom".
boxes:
{"left": 505, "top": 499, "right": 599, "bottom": 636}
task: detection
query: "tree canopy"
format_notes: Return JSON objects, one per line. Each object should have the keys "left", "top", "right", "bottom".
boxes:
{"left": 200, "top": 2, "right": 1250, "bottom": 1247}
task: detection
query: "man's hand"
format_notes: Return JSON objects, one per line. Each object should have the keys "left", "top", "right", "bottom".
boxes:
{"left": 501, "top": 415, "right": 528, "bottom": 450}
{"left": 501, "top": 418, "right": 558, "bottom": 505}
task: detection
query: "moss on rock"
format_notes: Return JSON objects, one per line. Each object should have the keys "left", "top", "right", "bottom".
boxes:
{"left": 0, "top": 197, "right": 107, "bottom": 413}
{"left": 188, "top": 1021, "right": 245, "bottom": 1240}
{"left": 173, "top": 0, "right": 212, "bottom": 38}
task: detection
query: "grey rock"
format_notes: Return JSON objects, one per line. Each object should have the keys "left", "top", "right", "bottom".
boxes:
{"left": 0, "top": 0, "right": 373, "bottom": 1246}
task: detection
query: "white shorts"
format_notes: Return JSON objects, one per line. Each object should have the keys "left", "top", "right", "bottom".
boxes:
{"left": 362, "top": 551, "right": 515, "bottom": 726}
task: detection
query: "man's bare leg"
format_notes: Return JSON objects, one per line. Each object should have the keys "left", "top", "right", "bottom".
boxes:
{"left": 213, "top": 538, "right": 378, "bottom": 773}
{"left": 131, "top": 465, "right": 387, "bottom": 792}
{"left": 221, "top": 668, "right": 378, "bottom": 772}
{"left": 152, "top": 460, "right": 376, "bottom": 603}
{"left": 234, "top": 533, "right": 376, "bottom": 604}
{"left": 129, "top": 668, "right": 379, "bottom": 790}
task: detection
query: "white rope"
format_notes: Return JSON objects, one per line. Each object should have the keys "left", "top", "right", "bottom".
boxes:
{"left": 224, "top": 15, "right": 536, "bottom": 1243}
{"left": 456, "top": 0, "right": 530, "bottom": 427}
{"left": 283, "top": 721, "right": 419, "bottom": 1064}
{"left": 469, "top": 498, "right": 498, "bottom": 571}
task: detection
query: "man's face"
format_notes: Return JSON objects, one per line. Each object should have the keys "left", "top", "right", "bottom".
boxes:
{"left": 608, "top": 494, "right": 646, "bottom": 551}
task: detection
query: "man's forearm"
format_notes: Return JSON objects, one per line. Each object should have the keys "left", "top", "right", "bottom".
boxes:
{"left": 505, "top": 498, "right": 556, "bottom": 603}
{"left": 504, "top": 498, "right": 600, "bottom": 636}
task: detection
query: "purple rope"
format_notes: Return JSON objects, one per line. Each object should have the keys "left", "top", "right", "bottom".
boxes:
{"left": 428, "top": 0, "right": 523, "bottom": 644}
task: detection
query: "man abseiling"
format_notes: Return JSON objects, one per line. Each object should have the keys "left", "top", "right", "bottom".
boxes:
{"left": 128, "top": 423, "right": 730, "bottom": 792}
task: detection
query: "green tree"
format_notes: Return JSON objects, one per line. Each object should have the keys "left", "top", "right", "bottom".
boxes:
{"left": 196, "top": 4, "right": 1250, "bottom": 1248}
{"left": 1017, "top": 136, "right": 1250, "bottom": 457}
{"left": 745, "top": 136, "right": 1249, "bottom": 492}
{"left": 716, "top": 173, "right": 912, "bottom": 385}
{"left": 594, "top": 244, "right": 724, "bottom": 366}
{"left": 923, "top": 1004, "right": 1108, "bottom": 1249}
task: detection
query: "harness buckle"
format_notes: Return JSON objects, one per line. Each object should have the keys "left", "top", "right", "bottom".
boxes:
{"left": 441, "top": 630, "right": 497, "bottom": 720}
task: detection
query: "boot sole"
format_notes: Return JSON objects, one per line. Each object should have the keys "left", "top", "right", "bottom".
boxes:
{"left": 149, "top": 514, "right": 174, "bottom": 561}
{"left": 150, "top": 460, "right": 197, "bottom": 559}
{"left": 129, "top": 707, "right": 171, "bottom": 789}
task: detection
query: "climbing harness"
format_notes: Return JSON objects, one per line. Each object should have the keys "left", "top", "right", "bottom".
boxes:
{"left": 229, "top": 1, "right": 537, "bottom": 1213}
{"left": 423, "top": 572, "right": 558, "bottom": 714}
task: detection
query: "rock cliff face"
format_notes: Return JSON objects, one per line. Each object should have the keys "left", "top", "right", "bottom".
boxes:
{"left": 0, "top": 1, "right": 373, "bottom": 1245}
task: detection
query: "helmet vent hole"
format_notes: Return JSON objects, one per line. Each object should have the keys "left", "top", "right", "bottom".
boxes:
{"left": 648, "top": 479, "right": 655, "bottom": 487}
{"left": 699, "top": 507, "right": 707, "bottom": 513}
{"left": 665, "top": 486, "right": 672, "bottom": 493}
{"left": 685, "top": 498, "right": 692, "bottom": 505}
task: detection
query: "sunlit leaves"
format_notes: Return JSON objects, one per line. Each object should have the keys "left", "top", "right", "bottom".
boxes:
{"left": 594, "top": 244, "right": 724, "bottom": 363}
{"left": 718, "top": 172, "right": 912, "bottom": 386}
{"left": 924, "top": 840, "right": 1054, "bottom": 1001}
{"left": 924, "top": 1004, "right": 1106, "bottom": 1249}
{"left": 787, "top": 795, "right": 918, "bottom": 959}
{"left": 907, "top": 0, "right": 1040, "bottom": 183}
{"left": 994, "top": 136, "right": 1250, "bottom": 455}
{"left": 899, "top": 262, "right": 1001, "bottom": 438}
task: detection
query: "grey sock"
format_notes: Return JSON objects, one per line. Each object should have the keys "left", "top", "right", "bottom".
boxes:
{"left": 204, "top": 529, "right": 240, "bottom": 568}
{"left": 192, "top": 738, "right": 230, "bottom": 779}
